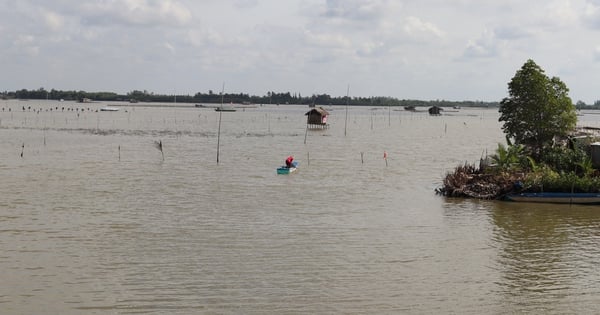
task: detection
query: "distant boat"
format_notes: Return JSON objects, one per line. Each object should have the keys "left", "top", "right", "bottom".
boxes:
{"left": 215, "top": 106, "right": 236, "bottom": 112}
{"left": 100, "top": 106, "right": 120, "bottom": 112}
{"left": 505, "top": 192, "right": 600, "bottom": 205}
{"left": 404, "top": 105, "right": 416, "bottom": 111}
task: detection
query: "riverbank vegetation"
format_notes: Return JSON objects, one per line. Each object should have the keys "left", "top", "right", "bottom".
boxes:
{"left": 6, "top": 87, "right": 600, "bottom": 109}
{"left": 2, "top": 88, "right": 498, "bottom": 108}
{"left": 438, "top": 59, "right": 600, "bottom": 199}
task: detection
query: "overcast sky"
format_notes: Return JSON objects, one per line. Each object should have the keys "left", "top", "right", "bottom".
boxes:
{"left": 2, "top": 0, "right": 600, "bottom": 102}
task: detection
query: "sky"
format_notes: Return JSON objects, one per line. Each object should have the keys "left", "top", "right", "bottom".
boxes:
{"left": 2, "top": 0, "right": 600, "bottom": 103}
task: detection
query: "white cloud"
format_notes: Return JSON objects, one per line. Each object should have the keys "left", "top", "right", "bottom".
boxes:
{"left": 537, "top": 0, "right": 580, "bottom": 30}
{"left": 79, "top": 0, "right": 192, "bottom": 27}
{"left": 43, "top": 11, "right": 64, "bottom": 31}
{"left": 2, "top": 0, "right": 600, "bottom": 102}
{"left": 303, "top": 30, "right": 352, "bottom": 49}
{"left": 584, "top": 1, "right": 600, "bottom": 29}
{"left": 13, "top": 34, "right": 40, "bottom": 57}
{"left": 322, "top": 0, "right": 389, "bottom": 20}
{"left": 594, "top": 45, "right": 600, "bottom": 60}
{"left": 403, "top": 16, "right": 444, "bottom": 39}
{"left": 14, "top": 34, "right": 35, "bottom": 46}
{"left": 164, "top": 42, "right": 176, "bottom": 54}
{"left": 493, "top": 26, "right": 532, "bottom": 40}
{"left": 460, "top": 29, "right": 502, "bottom": 60}
{"left": 356, "top": 41, "right": 386, "bottom": 57}
{"left": 233, "top": 0, "right": 259, "bottom": 9}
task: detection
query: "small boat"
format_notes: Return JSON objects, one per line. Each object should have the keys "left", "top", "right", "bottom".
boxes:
{"left": 277, "top": 161, "right": 299, "bottom": 174}
{"left": 100, "top": 106, "right": 120, "bottom": 112}
{"left": 505, "top": 192, "right": 600, "bottom": 205}
{"left": 215, "top": 106, "right": 236, "bottom": 112}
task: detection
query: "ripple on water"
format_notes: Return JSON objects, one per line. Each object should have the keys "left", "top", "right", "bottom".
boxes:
{"left": 2, "top": 104, "right": 600, "bottom": 314}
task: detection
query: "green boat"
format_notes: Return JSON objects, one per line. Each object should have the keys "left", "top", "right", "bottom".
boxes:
{"left": 277, "top": 161, "right": 298, "bottom": 174}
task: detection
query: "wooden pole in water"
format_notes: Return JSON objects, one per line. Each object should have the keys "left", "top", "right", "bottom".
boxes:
{"left": 216, "top": 82, "right": 225, "bottom": 164}
{"left": 388, "top": 99, "right": 391, "bottom": 127}
{"left": 154, "top": 140, "right": 164, "bottom": 161}
{"left": 344, "top": 84, "right": 349, "bottom": 136}
{"left": 304, "top": 111, "right": 310, "bottom": 144}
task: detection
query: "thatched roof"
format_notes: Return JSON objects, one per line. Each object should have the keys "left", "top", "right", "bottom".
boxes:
{"left": 428, "top": 106, "right": 442, "bottom": 115}
{"left": 305, "top": 107, "right": 329, "bottom": 116}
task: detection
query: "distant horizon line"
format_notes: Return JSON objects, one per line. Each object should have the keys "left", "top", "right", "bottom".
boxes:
{"left": 1, "top": 88, "right": 502, "bottom": 104}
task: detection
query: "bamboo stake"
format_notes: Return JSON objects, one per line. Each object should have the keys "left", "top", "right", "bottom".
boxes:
{"left": 344, "top": 84, "right": 349, "bottom": 136}
{"left": 154, "top": 140, "right": 164, "bottom": 161}
{"left": 304, "top": 111, "right": 310, "bottom": 144}
{"left": 216, "top": 82, "right": 225, "bottom": 164}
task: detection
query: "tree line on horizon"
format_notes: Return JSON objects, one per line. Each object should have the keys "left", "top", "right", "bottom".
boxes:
{"left": 1, "top": 86, "right": 567, "bottom": 108}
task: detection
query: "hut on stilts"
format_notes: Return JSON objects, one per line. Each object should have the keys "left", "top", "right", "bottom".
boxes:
{"left": 428, "top": 106, "right": 442, "bottom": 116}
{"left": 305, "top": 107, "right": 330, "bottom": 129}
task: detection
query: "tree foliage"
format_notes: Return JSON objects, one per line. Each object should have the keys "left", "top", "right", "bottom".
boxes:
{"left": 2, "top": 88, "right": 499, "bottom": 108}
{"left": 498, "top": 59, "right": 576, "bottom": 159}
{"left": 491, "top": 143, "right": 526, "bottom": 171}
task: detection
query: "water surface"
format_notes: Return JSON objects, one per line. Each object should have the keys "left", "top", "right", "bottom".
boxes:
{"left": 1, "top": 100, "right": 599, "bottom": 314}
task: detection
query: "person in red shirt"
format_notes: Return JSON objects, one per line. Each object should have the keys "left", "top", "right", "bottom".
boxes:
{"left": 285, "top": 156, "right": 294, "bottom": 168}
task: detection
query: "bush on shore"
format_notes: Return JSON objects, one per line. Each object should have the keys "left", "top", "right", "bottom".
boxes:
{"left": 437, "top": 141, "right": 600, "bottom": 200}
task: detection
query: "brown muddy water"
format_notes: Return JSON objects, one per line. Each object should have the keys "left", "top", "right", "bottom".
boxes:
{"left": 2, "top": 100, "right": 600, "bottom": 314}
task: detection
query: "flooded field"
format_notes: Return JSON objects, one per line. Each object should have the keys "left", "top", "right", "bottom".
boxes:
{"left": 2, "top": 99, "right": 600, "bottom": 314}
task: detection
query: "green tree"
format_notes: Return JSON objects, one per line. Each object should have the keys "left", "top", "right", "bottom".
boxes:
{"left": 499, "top": 59, "right": 576, "bottom": 159}
{"left": 491, "top": 143, "right": 525, "bottom": 171}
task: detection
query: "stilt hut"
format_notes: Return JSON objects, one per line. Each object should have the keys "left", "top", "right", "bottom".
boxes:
{"left": 305, "top": 107, "right": 330, "bottom": 129}
{"left": 428, "top": 106, "right": 442, "bottom": 116}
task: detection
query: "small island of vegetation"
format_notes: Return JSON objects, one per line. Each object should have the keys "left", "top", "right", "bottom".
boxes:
{"left": 437, "top": 59, "right": 600, "bottom": 201}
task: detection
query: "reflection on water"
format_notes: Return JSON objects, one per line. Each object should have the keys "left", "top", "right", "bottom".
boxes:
{"left": 2, "top": 100, "right": 600, "bottom": 314}
{"left": 490, "top": 201, "right": 600, "bottom": 314}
